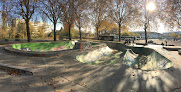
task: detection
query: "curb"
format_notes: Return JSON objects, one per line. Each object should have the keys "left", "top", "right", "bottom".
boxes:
{"left": 0, "top": 63, "right": 34, "bottom": 75}
{"left": 178, "top": 50, "right": 181, "bottom": 55}
{"left": 4, "top": 45, "right": 79, "bottom": 57}
{"left": 163, "top": 46, "right": 181, "bottom": 51}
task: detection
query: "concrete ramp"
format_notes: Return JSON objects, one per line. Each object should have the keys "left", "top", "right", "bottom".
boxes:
{"left": 106, "top": 42, "right": 173, "bottom": 70}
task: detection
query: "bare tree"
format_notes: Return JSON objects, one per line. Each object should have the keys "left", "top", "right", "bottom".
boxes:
{"left": 0, "top": 0, "right": 14, "bottom": 38}
{"left": 133, "top": 0, "right": 159, "bottom": 44}
{"left": 164, "top": 0, "right": 181, "bottom": 29}
{"left": 14, "top": 0, "right": 37, "bottom": 42}
{"left": 74, "top": 0, "right": 89, "bottom": 40}
{"left": 40, "top": 0, "right": 63, "bottom": 41}
{"left": 110, "top": 0, "right": 134, "bottom": 41}
{"left": 88, "top": 0, "right": 109, "bottom": 40}
{"left": 62, "top": 0, "right": 77, "bottom": 40}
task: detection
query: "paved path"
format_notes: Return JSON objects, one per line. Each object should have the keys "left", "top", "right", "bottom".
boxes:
{"left": 0, "top": 43, "right": 181, "bottom": 92}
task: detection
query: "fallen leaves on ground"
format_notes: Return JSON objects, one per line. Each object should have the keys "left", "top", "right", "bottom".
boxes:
{"left": 55, "top": 90, "right": 61, "bottom": 92}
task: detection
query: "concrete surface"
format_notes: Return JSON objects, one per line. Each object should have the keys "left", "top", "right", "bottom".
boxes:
{"left": 0, "top": 41, "right": 181, "bottom": 92}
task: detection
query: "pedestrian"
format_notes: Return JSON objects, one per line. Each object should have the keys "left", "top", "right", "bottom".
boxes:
{"left": 128, "top": 39, "right": 131, "bottom": 44}
{"left": 165, "top": 40, "right": 167, "bottom": 46}
{"left": 161, "top": 42, "right": 164, "bottom": 46}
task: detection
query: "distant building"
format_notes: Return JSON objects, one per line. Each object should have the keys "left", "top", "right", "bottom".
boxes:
{"left": 12, "top": 18, "right": 52, "bottom": 35}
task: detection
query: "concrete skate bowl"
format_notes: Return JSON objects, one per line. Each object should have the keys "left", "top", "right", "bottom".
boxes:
{"left": 106, "top": 42, "right": 174, "bottom": 70}
{"left": 4, "top": 41, "right": 77, "bottom": 57}
{"left": 76, "top": 42, "right": 173, "bottom": 70}
{"left": 76, "top": 46, "right": 125, "bottom": 65}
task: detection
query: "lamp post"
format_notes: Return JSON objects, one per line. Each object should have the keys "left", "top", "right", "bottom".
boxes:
{"left": 144, "top": 1, "right": 156, "bottom": 45}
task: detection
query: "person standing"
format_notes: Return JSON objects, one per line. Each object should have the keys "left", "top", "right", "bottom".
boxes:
{"left": 165, "top": 40, "right": 167, "bottom": 46}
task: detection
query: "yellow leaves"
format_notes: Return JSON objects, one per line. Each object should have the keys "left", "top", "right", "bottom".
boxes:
{"left": 34, "top": 84, "right": 38, "bottom": 87}
{"left": 99, "top": 20, "right": 118, "bottom": 31}
{"left": 51, "top": 78, "right": 55, "bottom": 82}
{"left": 71, "top": 88, "right": 75, "bottom": 91}
{"left": 40, "top": 77, "right": 44, "bottom": 79}
{"left": 48, "top": 82, "right": 56, "bottom": 89}
{"left": 9, "top": 70, "right": 19, "bottom": 76}
{"left": 55, "top": 90, "right": 61, "bottom": 92}
{"left": 169, "top": 33, "right": 181, "bottom": 38}
{"left": 80, "top": 82, "right": 87, "bottom": 87}
{"left": 3, "top": 75, "right": 7, "bottom": 77}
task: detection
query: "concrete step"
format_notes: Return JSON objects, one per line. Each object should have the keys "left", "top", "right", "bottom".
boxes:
{"left": 0, "top": 63, "right": 34, "bottom": 76}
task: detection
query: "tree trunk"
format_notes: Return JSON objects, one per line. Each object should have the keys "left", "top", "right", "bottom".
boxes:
{"left": 96, "top": 27, "right": 99, "bottom": 40}
{"left": 79, "top": 27, "right": 82, "bottom": 40}
{"left": 26, "top": 20, "right": 31, "bottom": 42}
{"left": 54, "top": 22, "right": 57, "bottom": 41}
{"left": 68, "top": 24, "right": 71, "bottom": 40}
{"left": 144, "top": 23, "right": 148, "bottom": 45}
{"left": 118, "top": 23, "right": 121, "bottom": 42}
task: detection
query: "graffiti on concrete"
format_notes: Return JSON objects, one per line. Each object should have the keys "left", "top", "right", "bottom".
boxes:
{"left": 54, "top": 46, "right": 66, "bottom": 51}
{"left": 21, "top": 48, "right": 32, "bottom": 51}
{"left": 80, "top": 42, "right": 92, "bottom": 51}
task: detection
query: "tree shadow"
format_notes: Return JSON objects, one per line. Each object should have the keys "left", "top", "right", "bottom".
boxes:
{"left": 1, "top": 44, "right": 181, "bottom": 92}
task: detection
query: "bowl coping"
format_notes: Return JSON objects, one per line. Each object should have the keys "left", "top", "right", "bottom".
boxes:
{"left": 4, "top": 44, "right": 79, "bottom": 57}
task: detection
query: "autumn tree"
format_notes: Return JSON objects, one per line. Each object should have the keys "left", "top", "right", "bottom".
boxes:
{"left": 37, "top": 24, "right": 45, "bottom": 38}
{"left": 169, "top": 33, "right": 181, "bottom": 38}
{"left": 133, "top": 0, "right": 160, "bottom": 45}
{"left": 62, "top": 0, "right": 77, "bottom": 40}
{"left": 1, "top": 0, "right": 7, "bottom": 33}
{"left": 163, "top": 0, "right": 180, "bottom": 29}
{"left": 74, "top": 0, "right": 89, "bottom": 40}
{"left": 16, "top": 22, "right": 26, "bottom": 39}
{"left": 109, "top": 0, "right": 135, "bottom": 41}
{"left": 88, "top": 0, "right": 109, "bottom": 40}
{"left": 8, "top": 16, "right": 17, "bottom": 39}
{"left": 39, "top": 0, "right": 63, "bottom": 41}
{"left": 99, "top": 20, "right": 118, "bottom": 32}
{"left": 0, "top": 0, "right": 13, "bottom": 39}
{"left": 14, "top": 0, "right": 37, "bottom": 42}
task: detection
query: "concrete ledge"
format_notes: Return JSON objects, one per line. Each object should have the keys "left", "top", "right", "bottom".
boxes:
{"left": 163, "top": 46, "right": 181, "bottom": 51}
{"left": 178, "top": 50, "right": 181, "bottom": 55}
{"left": 4, "top": 45, "right": 79, "bottom": 57}
{"left": 136, "top": 43, "right": 147, "bottom": 45}
{"left": 0, "top": 63, "right": 34, "bottom": 75}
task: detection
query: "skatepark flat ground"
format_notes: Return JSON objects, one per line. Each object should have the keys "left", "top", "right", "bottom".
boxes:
{"left": 0, "top": 42, "right": 181, "bottom": 92}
